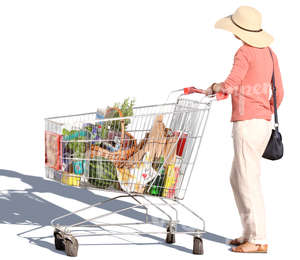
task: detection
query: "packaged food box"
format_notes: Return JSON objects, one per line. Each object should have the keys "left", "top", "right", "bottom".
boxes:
{"left": 162, "top": 164, "right": 179, "bottom": 198}
{"left": 62, "top": 172, "right": 81, "bottom": 187}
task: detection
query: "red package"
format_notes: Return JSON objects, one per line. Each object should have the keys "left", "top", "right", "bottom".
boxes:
{"left": 45, "top": 131, "right": 62, "bottom": 170}
{"left": 174, "top": 132, "right": 188, "bottom": 157}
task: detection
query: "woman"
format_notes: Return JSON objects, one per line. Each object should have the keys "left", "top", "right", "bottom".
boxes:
{"left": 207, "top": 6, "right": 284, "bottom": 253}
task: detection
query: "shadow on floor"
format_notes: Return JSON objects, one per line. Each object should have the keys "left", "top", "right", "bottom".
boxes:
{"left": 0, "top": 169, "right": 230, "bottom": 254}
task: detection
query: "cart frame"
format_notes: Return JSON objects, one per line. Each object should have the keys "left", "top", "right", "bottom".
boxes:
{"left": 45, "top": 88, "right": 214, "bottom": 256}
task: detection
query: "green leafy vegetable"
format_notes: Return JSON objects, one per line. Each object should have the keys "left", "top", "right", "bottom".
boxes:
{"left": 105, "top": 97, "right": 135, "bottom": 134}
{"left": 89, "top": 157, "right": 119, "bottom": 189}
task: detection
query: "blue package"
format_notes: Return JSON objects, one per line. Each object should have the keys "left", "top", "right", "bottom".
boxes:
{"left": 73, "top": 161, "right": 83, "bottom": 175}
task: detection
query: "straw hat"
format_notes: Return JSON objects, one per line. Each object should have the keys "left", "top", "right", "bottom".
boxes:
{"left": 215, "top": 6, "right": 273, "bottom": 48}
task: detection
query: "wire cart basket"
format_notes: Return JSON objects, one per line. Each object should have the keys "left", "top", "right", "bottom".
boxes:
{"left": 44, "top": 87, "right": 214, "bottom": 256}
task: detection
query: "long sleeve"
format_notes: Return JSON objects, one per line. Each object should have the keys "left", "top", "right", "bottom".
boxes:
{"left": 269, "top": 51, "right": 284, "bottom": 113}
{"left": 216, "top": 47, "right": 250, "bottom": 101}
{"left": 223, "top": 47, "right": 249, "bottom": 94}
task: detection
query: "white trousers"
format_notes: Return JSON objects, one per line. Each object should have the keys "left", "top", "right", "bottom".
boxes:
{"left": 231, "top": 119, "right": 272, "bottom": 244}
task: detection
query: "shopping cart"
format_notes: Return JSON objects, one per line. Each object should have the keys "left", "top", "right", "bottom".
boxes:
{"left": 44, "top": 87, "right": 214, "bottom": 256}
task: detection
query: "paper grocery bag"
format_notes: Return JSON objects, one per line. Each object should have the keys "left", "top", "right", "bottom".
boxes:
{"left": 119, "top": 114, "right": 167, "bottom": 168}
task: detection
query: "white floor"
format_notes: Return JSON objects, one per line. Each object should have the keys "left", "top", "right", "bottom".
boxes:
{"left": 0, "top": 166, "right": 298, "bottom": 259}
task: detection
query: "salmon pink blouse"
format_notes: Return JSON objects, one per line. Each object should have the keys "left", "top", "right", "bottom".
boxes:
{"left": 216, "top": 44, "right": 284, "bottom": 122}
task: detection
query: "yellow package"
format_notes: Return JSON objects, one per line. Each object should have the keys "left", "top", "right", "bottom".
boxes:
{"left": 62, "top": 172, "right": 81, "bottom": 187}
{"left": 162, "top": 164, "right": 179, "bottom": 198}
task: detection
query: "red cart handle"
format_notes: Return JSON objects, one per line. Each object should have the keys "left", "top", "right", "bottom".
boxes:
{"left": 184, "top": 86, "right": 206, "bottom": 95}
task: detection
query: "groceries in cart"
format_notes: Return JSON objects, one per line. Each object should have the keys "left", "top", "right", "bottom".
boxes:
{"left": 58, "top": 98, "right": 135, "bottom": 184}
{"left": 45, "top": 97, "right": 189, "bottom": 199}
{"left": 114, "top": 113, "right": 183, "bottom": 198}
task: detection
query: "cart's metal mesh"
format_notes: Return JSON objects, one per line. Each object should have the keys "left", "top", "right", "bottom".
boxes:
{"left": 45, "top": 97, "right": 211, "bottom": 200}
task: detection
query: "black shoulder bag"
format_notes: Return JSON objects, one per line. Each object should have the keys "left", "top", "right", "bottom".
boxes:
{"left": 262, "top": 48, "right": 284, "bottom": 160}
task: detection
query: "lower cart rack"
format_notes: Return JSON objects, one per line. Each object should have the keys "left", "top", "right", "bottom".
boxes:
{"left": 51, "top": 194, "right": 205, "bottom": 256}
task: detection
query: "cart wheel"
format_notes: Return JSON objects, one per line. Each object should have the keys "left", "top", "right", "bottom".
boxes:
{"left": 193, "top": 237, "right": 204, "bottom": 255}
{"left": 166, "top": 227, "right": 175, "bottom": 244}
{"left": 65, "top": 236, "right": 78, "bottom": 257}
{"left": 54, "top": 229, "right": 65, "bottom": 251}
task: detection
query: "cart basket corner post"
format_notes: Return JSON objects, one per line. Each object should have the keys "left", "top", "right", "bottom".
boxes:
{"left": 44, "top": 87, "right": 214, "bottom": 257}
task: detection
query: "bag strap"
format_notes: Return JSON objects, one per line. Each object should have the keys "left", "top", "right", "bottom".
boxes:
{"left": 268, "top": 47, "right": 279, "bottom": 131}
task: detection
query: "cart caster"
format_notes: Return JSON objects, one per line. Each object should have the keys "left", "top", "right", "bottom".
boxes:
{"left": 193, "top": 236, "right": 204, "bottom": 255}
{"left": 54, "top": 229, "right": 65, "bottom": 251}
{"left": 166, "top": 226, "right": 175, "bottom": 244}
{"left": 65, "top": 236, "right": 79, "bottom": 257}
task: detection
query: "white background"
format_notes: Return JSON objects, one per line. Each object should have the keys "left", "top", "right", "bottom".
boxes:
{"left": 0, "top": 0, "right": 299, "bottom": 259}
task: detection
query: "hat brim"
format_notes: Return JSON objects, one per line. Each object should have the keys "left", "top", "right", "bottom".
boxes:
{"left": 215, "top": 16, "right": 274, "bottom": 48}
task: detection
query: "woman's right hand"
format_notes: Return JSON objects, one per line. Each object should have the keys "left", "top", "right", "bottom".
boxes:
{"left": 205, "top": 83, "right": 216, "bottom": 96}
{"left": 206, "top": 82, "right": 224, "bottom": 95}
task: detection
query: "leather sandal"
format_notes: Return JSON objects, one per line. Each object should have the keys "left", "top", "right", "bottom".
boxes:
{"left": 229, "top": 238, "right": 246, "bottom": 246}
{"left": 231, "top": 242, "right": 268, "bottom": 253}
